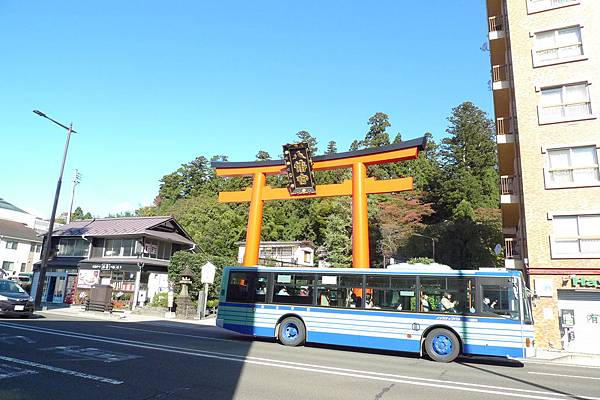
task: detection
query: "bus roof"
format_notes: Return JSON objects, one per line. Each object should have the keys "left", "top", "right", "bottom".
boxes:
{"left": 223, "top": 265, "right": 522, "bottom": 278}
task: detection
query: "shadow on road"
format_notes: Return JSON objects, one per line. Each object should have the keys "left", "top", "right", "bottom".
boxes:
{"left": 457, "top": 360, "right": 588, "bottom": 400}
{"left": 0, "top": 316, "right": 252, "bottom": 400}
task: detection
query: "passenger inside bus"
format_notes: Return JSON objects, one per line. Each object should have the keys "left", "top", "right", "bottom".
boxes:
{"left": 420, "top": 293, "right": 430, "bottom": 312}
{"left": 441, "top": 292, "right": 458, "bottom": 313}
{"left": 277, "top": 286, "right": 290, "bottom": 296}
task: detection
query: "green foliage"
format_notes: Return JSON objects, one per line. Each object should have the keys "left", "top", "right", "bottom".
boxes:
{"left": 407, "top": 257, "right": 434, "bottom": 264}
{"left": 150, "top": 292, "right": 168, "bottom": 307}
{"left": 296, "top": 130, "right": 318, "bottom": 155}
{"left": 256, "top": 150, "right": 271, "bottom": 160}
{"left": 452, "top": 199, "right": 475, "bottom": 221}
{"left": 71, "top": 207, "right": 93, "bottom": 221}
{"left": 325, "top": 141, "right": 337, "bottom": 154}
{"left": 430, "top": 102, "right": 499, "bottom": 220}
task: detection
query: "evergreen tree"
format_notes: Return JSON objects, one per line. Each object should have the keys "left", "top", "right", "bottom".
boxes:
{"left": 325, "top": 141, "right": 337, "bottom": 154}
{"left": 349, "top": 140, "right": 360, "bottom": 151}
{"left": 296, "top": 130, "right": 318, "bottom": 155}
{"left": 71, "top": 207, "right": 84, "bottom": 221}
{"left": 255, "top": 150, "right": 271, "bottom": 160}
{"left": 363, "top": 112, "right": 391, "bottom": 148}
{"left": 430, "top": 102, "right": 499, "bottom": 219}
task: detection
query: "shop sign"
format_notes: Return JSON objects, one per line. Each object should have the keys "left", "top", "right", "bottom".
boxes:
{"left": 91, "top": 263, "right": 125, "bottom": 271}
{"left": 571, "top": 276, "right": 600, "bottom": 289}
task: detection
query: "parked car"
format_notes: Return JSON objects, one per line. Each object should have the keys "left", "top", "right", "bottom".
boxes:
{"left": 0, "top": 279, "right": 34, "bottom": 318}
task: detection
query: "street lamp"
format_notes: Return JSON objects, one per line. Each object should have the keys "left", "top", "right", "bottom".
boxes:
{"left": 412, "top": 233, "right": 436, "bottom": 261}
{"left": 32, "top": 110, "right": 77, "bottom": 309}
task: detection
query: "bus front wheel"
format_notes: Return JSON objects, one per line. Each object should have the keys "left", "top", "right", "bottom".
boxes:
{"left": 278, "top": 317, "right": 306, "bottom": 347}
{"left": 424, "top": 328, "right": 460, "bottom": 363}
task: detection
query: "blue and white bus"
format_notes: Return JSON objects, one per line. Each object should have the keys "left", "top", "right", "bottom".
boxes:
{"left": 217, "top": 265, "right": 534, "bottom": 362}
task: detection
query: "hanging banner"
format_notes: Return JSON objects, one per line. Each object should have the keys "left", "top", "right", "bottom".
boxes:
{"left": 283, "top": 142, "right": 316, "bottom": 195}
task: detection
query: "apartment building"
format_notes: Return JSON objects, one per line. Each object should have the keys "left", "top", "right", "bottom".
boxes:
{"left": 237, "top": 241, "right": 316, "bottom": 267}
{"left": 486, "top": 0, "right": 600, "bottom": 353}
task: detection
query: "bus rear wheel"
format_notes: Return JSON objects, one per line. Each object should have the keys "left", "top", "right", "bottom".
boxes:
{"left": 278, "top": 317, "right": 306, "bottom": 347}
{"left": 424, "top": 328, "right": 460, "bottom": 363}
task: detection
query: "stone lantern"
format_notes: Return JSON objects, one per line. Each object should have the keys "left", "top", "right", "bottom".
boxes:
{"left": 176, "top": 265, "right": 195, "bottom": 319}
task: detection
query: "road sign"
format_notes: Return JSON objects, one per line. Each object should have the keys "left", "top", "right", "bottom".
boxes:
{"left": 201, "top": 262, "right": 216, "bottom": 284}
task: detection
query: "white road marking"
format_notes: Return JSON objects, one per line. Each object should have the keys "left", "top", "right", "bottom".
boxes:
{"left": 528, "top": 372, "right": 600, "bottom": 381}
{"left": 39, "top": 345, "right": 140, "bottom": 363}
{"left": 107, "top": 324, "right": 242, "bottom": 343}
{"left": 1, "top": 322, "right": 598, "bottom": 400}
{"left": 522, "top": 360, "right": 600, "bottom": 370}
{"left": 0, "top": 356, "right": 123, "bottom": 385}
{"left": 0, "top": 334, "right": 35, "bottom": 344}
{"left": 0, "top": 363, "right": 38, "bottom": 380}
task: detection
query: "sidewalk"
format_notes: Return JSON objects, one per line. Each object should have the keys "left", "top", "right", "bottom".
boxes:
{"left": 37, "top": 305, "right": 217, "bottom": 327}
{"left": 529, "top": 348, "right": 600, "bottom": 367}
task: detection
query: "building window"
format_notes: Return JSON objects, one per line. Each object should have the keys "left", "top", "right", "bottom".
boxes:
{"left": 104, "top": 239, "right": 136, "bottom": 257}
{"left": 528, "top": 0, "right": 579, "bottom": 14}
{"left": 546, "top": 145, "right": 600, "bottom": 187}
{"left": 58, "top": 238, "right": 90, "bottom": 257}
{"left": 20, "top": 263, "right": 26, "bottom": 272}
{"left": 5, "top": 241, "right": 18, "bottom": 250}
{"left": 303, "top": 251, "right": 312, "bottom": 264}
{"left": 539, "top": 83, "right": 593, "bottom": 123}
{"left": 534, "top": 26, "right": 583, "bottom": 65}
{"left": 259, "top": 246, "right": 293, "bottom": 259}
{"left": 2, "top": 261, "right": 14, "bottom": 271}
{"left": 34, "top": 244, "right": 42, "bottom": 253}
{"left": 552, "top": 214, "right": 600, "bottom": 258}
{"left": 143, "top": 239, "right": 170, "bottom": 260}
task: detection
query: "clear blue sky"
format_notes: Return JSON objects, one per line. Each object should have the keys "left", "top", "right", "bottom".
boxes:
{"left": 1, "top": 1, "right": 492, "bottom": 218}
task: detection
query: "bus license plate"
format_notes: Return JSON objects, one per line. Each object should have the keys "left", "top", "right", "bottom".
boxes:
{"left": 14, "top": 305, "right": 25, "bottom": 311}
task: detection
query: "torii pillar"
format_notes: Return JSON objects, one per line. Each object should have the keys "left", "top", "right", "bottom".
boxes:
{"left": 212, "top": 137, "right": 427, "bottom": 268}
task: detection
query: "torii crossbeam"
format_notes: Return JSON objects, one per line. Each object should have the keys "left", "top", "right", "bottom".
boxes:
{"left": 212, "top": 137, "right": 427, "bottom": 268}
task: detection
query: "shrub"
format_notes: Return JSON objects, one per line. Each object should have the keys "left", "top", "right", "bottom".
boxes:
{"left": 150, "top": 292, "right": 169, "bottom": 308}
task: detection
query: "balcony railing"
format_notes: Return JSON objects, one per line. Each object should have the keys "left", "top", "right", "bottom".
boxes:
{"left": 496, "top": 117, "right": 514, "bottom": 136}
{"left": 505, "top": 238, "right": 521, "bottom": 259}
{"left": 492, "top": 65, "right": 509, "bottom": 83}
{"left": 500, "top": 175, "right": 518, "bottom": 195}
{"left": 488, "top": 16, "right": 504, "bottom": 34}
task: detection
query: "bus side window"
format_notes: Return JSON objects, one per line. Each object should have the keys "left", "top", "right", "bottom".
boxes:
{"left": 365, "top": 276, "right": 416, "bottom": 312}
{"left": 446, "top": 278, "right": 476, "bottom": 314}
{"left": 226, "top": 271, "right": 256, "bottom": 303}
{"left": 273, "top": 274, "right": 314, "bottom": 305}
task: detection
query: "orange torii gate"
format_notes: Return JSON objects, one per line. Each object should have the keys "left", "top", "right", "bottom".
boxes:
{"left": 212, "top": 137, "right": 427, "bottom": 268}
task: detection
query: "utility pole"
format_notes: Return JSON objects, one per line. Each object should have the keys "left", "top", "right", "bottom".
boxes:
{"left": 32, "top": 110, "right": 77, "bottom": 309}
{"left": 67, "top": 169, "right": 82, "bottom": 224}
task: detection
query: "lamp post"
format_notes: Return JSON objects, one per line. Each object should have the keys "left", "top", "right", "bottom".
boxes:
{"left": 32, "top": 110, "right": 77, "bottom": 309}
{"left": 67, "top": 169, "right": 82, "bottom": 224}
{"left": 412, "top": 233, "right": 436, "bottom": 261}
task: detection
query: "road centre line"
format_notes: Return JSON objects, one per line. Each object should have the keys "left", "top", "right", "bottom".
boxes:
{"left": 107, "top": 325, "right": 242, "bottom": 343}
{"left": 528, "top": 372, "right": 600, "bottom": 381}
{"left": 0, "top": 323, "right": 598, "bottom": 400}
{"left": 0, "top": 356, "right": 123, "bottom": 385}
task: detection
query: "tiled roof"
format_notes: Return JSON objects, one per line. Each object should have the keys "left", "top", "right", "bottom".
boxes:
{"left": 0, "top": 198, "right": 28, "bottom": 214}
{"left": 52, "top": 216, "right": 173, "bottom": 236}
{"left": 0, "top": 219, "right": 41, "bottom": 242}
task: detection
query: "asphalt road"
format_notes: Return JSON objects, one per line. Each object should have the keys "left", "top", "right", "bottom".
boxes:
{"left": 0, "top": 313, "right": 599, "bottom": 400}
